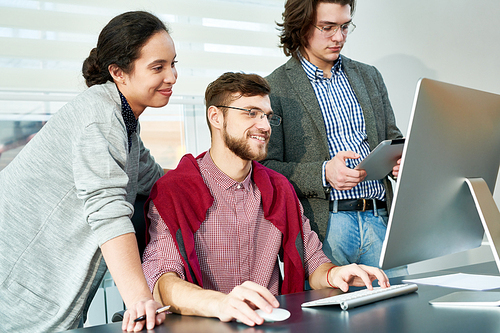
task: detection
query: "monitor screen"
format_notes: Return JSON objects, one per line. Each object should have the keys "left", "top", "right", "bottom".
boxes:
{"left": 379, "top": 78, "right": 500, "bottom": 270}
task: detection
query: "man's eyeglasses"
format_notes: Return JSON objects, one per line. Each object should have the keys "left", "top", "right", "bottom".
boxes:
{"left": 215, "top": 105, "right": 282, "bottom": 126}
{"left": 314, "top": 22, "right": 356, "bottom": 38}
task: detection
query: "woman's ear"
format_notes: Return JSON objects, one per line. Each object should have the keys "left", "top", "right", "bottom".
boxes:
{"left": 108, "top": 64, "right": 126, "bottom": 85}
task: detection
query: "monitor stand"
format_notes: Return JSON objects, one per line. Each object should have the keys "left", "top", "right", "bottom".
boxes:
{"left": 465, "top": 178, "right": 500, "bottom": 272}
{"left": 429, "top": 178, "right": 500, "bottom": 306}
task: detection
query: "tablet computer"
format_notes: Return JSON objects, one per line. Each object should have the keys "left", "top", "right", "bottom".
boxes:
{"left": 355, "top": 139, "right": 405, "bottom": 180}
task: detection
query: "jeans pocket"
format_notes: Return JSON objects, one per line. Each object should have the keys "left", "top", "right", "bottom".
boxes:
{"left": 377, "top": 208, "right": 389, "bottom": 227}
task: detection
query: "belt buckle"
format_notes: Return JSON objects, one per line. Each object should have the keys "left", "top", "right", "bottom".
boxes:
{"left": 361, "top": 198, "right": 367, "bottom": 212}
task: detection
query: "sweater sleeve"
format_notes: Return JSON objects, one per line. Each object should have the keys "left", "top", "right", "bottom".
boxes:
{"left": 142, "top": 202, "right": 186, "bottom": 291}
{"left": 72, "top": 121, "right": 135, "bottom": 246}
{"left": 135, "top": 123, "right": 164, "bottom": 196}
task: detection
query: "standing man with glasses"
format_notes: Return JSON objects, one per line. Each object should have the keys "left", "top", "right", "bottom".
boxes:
{"left": 141, "top": 72, "right": 390, "bottom": 326}
{"left": 261, "top": 0, "right": 406, "bottom": 276}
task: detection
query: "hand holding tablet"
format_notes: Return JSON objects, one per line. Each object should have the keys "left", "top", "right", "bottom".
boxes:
{"left": 355, "top": 139, "right": 405, "bottom": 180}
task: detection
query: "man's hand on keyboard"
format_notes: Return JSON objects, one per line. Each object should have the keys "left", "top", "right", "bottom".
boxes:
{"left": 328, "top": 264, "right": 390, "bottom": 292}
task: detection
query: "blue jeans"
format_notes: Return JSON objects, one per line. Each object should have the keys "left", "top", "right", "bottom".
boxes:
{"left": 322, "top": 207, "right": 407, "bottom": 278}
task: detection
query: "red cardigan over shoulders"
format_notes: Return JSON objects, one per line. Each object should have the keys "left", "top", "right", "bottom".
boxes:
{"left": 146, "top": 152, "right": 306, "bottom": 294}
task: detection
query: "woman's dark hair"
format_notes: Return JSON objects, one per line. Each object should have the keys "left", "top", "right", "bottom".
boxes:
{"left": 278, "top": 0, "right": 355, "bottom": 58}
{"left": 82, "top": 11, "right": 168, "bottom": 87}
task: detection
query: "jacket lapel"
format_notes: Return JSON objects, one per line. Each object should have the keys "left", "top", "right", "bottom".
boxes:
{"left": 284, "top": 58, "right": 329, "bottom": 142}
{"left": 341, "top": 56, "right": 378, "bottom": 149}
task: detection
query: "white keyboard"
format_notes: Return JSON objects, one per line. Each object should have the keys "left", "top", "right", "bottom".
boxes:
{"left": 301, "top": 283, "right": 418, "bottom": 310}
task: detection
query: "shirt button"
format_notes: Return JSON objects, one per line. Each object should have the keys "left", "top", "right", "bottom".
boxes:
{"left": 237, "top": 184, "right": 242, "bottom": 189}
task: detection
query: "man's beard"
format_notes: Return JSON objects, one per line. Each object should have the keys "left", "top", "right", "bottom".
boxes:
{"left": 222, "top": 123, "right": 268, "bottom": 161}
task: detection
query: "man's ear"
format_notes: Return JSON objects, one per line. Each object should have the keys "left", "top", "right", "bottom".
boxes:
{"left": 207, "top": 105, "right": 224, "bottom": 132}
{"left": 108, "top": 64, "right": 125, "bottom": 84}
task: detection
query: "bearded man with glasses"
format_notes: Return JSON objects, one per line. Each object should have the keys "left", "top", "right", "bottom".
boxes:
{"left": 141, "top": 72, "right": 389, "bottom": 326}
{"left": 261, "top": 0, "right": 407, "bottom": 277}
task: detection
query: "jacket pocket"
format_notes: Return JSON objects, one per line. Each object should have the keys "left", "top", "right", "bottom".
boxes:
{"left": 7, "top": 281, "right": 60, "bottom": 317}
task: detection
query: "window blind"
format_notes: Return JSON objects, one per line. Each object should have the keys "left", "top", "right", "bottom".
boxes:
{"left": 0, "top": 0, "right": 287, "bottom": 168}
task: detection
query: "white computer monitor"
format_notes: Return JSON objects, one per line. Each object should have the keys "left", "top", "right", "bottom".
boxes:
{"left": 380, "top": 78, "right": 500, "bottom": 270}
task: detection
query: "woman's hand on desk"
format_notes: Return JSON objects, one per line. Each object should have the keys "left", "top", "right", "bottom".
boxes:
{"left": 121, "top": 299, "right": 166, "bottom": 332}
{"left": 328, "top": 264, "right": 390, "bottom": 292}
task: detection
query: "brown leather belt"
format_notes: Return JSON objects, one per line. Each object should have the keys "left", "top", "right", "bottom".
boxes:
{"left": 329, "top": 199, "right": 387, "bottom": 212}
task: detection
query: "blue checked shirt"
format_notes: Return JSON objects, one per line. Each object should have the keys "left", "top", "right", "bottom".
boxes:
{"left": 300, "top": 54, "right": 385, "bottom": 201}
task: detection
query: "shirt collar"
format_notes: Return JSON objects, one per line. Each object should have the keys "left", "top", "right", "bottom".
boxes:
{"left": 118, "top": 90, "right": 138, "bottom": 152}
{"left": 199, "top": 151, "right": 253, "bottom": 191}
{"left": 299, "top": 52, "right": 343, "bottom": 81}
{"left": 118, "top": 91, "right": 138, "bottom": 137}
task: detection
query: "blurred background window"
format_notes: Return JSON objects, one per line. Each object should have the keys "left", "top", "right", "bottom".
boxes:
{"left": 0, "top": 0, "right": 286, "bottom": 170}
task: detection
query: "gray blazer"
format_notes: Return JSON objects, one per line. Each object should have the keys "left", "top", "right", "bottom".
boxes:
{"left": 261, "top": 56, "right": 402, "bottom": 240}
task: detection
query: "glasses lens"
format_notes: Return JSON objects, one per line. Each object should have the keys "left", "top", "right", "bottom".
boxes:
{"left": 248, "top": 109, "right": 259, "bottom": 118}
{"left": 344, "top": 22, "right": 355, "bottom": 35}
{"left": 269, "top": 115, "right": 282, "bottom": 126}
{"left": 323, "top": 22, "right": 355, "bottom": 37}
{"left": 323, "top": 25, "right": 339, "bottom": 38}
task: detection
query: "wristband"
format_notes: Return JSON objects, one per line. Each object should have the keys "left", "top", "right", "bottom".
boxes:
{"left": 326, "top": 265, "right": 338, "bottom": 288}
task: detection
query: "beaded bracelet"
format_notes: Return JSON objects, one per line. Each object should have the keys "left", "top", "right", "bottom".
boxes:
{"left": 326, "top": 265, "right": 338, "bottom": 288}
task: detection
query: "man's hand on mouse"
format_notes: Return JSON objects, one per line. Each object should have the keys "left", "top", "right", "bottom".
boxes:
{"left": 216, "top": 281, "right": 279, "bottom": 326}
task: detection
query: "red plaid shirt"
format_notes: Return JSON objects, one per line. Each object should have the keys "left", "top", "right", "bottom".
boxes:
{"left": 142, "top": 152, "right": 330, "bottom": 295}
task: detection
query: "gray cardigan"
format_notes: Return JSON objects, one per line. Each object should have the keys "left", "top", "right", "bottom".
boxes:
{"left": 262, "top": 56, "right": 402, "bottom": 240}
{"left": 0, "top": 81, "right": 163, "bottom": 332}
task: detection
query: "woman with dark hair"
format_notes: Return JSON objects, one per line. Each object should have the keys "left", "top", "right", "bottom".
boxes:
{"left": 0, "top": 11, "right": 176, "bottom": 332}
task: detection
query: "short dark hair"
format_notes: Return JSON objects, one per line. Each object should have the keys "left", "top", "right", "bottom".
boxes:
{"left": 205, "top": 72, "right": 270, "bottom": 133}
{"left": 82, "top": 11, "right": 168, "bottom": 87}
{"left": 278, "top": 0, "right": 356, "bottom": 58}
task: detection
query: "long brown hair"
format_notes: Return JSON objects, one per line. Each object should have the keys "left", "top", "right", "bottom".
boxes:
{"left": 277, "top": 0, "right": 356, "bottom": 58}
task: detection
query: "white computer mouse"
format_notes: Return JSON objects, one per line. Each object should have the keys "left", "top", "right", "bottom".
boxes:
{"left": 255, "top": 308, "right": 291, "bottom": 322}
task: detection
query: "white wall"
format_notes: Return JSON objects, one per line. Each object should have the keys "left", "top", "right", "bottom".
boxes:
{"left": 345, "top": 0, "right": 500, "bottom": 132}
